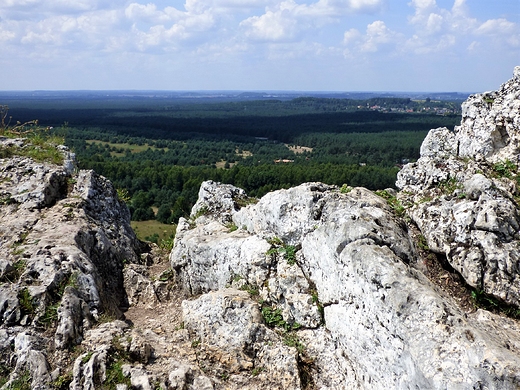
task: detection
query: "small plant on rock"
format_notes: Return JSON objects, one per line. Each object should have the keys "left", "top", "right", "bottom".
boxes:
{"left": 340, "top": 184, "right": 352, "bottom": 194}
{"left": 375, "top": 190, "right": 405, "bottom": 217}
{"left": 17, "top": 288, "right": 35, "bottom": 316}
{"left": 283, "top": 333, "right": 305, "bottom": 354}
{"left": 7, "top": 371, "right": 32, "bottom": 390}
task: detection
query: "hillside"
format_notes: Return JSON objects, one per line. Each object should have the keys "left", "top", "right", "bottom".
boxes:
{"left": 0, "top": 67, "right": 519, "bottom": 389}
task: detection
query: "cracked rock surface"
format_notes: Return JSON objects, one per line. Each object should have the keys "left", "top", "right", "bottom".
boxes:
{"left": 2, "top": 67, "right": 520, "bottom": 390}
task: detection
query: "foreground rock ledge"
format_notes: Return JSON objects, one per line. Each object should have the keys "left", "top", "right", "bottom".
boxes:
{"left": 171, "top": 180, "right": 520, "bottom": 389}
{"left": 1, "top": 67, "right": 520, "bottom": 389}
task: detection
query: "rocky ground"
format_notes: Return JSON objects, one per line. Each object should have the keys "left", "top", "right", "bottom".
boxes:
{"left": 1, "top": 67, "right": 520, "bottom": 389}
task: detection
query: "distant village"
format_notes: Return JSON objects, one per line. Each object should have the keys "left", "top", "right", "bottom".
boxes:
{"left": 361, "top": 103, "right": 460, "bottom": 115}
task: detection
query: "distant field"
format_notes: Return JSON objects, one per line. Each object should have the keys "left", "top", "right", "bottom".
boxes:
{"left": 131, "top": 220, "right": 177, "bottom": 242}
{"left": 86, "top": 140, "right": 169, "bottom": 157}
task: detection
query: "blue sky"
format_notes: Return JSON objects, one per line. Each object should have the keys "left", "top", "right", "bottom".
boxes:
{"left": 0, "top": 0, "right": 518, "bottom": 92}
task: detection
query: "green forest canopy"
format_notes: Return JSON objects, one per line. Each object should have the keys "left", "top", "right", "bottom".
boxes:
{"left": 3, "top": 95, "right": 461, "bottom": 235}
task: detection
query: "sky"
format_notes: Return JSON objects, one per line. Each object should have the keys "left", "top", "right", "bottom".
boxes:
{"left": 0, "top": 0, "right": 519, "bottom": 92}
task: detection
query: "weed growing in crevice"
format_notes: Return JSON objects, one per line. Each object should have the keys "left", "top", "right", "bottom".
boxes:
{"left": 17, "top": 288, "right": 36, "bottom": 317}
{"left": 374, "top": 189, "right": 405, "bottom": 217}
{"left": 261, "top": 306, "right": 300, "bottom": 331}
{"left": 240, "top": 283, "right": 259, "bottom": 296}
{"left": 5, "top": 370, "right": 31, "bottom": 390}
{"left": 103, "top": 360, "right": 130, "bottom": 390}
{"left": 310, "top": 289, "right": 325, "bottom": 325}
{"left": 471, "top": 289, "right": 520, "bottom": 319}
{"left": 0, "top": 363, "right": 10, "bottom": 387}
{"left": 283, "top": 333, "right": 305, "bottom": 354}
{"left": 493, "top": 159, "right": 517, "bottom": 179}
{"left": 339, "top": 184, "right": 352, "bottom": 194}
{"left": 51, "top": 372, "right": 72, "bottom": 390}
{"left": 226, "top": 222, "right": 238, "bottom": 232}
{"left": 265, "top": 237, "right": 299, "bottom": 266}
{"left": 38, "top": 272, "right": 80, "bottom": 328}
{"left": 234, "top": 196, "right": 258, "bottom": 209}
{"left": 0, "top": 260, "right": 26, "bottom": 283}
{"left": 192, "top": 205, "right": 209, "bottom": 220}
{"left": 417, "top": 234, "right": 429, "bottom": 251}
{"left": 437, "top": 177, "right": 463, "bottom": 196}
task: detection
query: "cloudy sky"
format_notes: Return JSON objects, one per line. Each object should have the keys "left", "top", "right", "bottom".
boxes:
{"left": 0, "top": 0, "right": 518, "bottom": 92}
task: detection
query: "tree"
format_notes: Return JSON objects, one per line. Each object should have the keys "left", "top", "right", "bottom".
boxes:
{"left": 156, "top": 204, "right": 173, "bottom": 224}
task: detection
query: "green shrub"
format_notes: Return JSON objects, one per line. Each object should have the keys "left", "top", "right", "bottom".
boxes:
{"left": 375, "top": 190, "right": 405, "bottom": 217}
{"left": 5, "top": 370, "right": 31, "bottom": 390}
{"left": 283, "top": 333, "right": 305, "bottom": 354}
{"left": 17, "top": 288, "right": 35, "bottom": 316}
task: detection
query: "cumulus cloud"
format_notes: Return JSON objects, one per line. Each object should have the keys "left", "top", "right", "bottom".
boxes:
{"left": 476, "top": 19, "right": 516, "bottom": 36}
{"left": 0, "top": 0, "right": 517, "bottom": 90}
{"left": 239, "top": 0, "right": 384, "bottom": 42}
{"left": 342, "top": 20, "right": 401, "bottom": 53}
{"left": 240, "top": 1, "right": 300, "bottom": 41}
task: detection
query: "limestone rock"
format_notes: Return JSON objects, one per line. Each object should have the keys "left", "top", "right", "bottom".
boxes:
{"left": 54, "top": 287, "right": 94, "bottom": 349}
{"left": 182, "top": 289, "right": 263, "bottom": 372}
{"left": 171, "top": 176, "right": 520, "bottom": 389}
{"left": 301, "top": 209, "right": 520, "bottom": 389}
{"left": 171, "top": 220, "right": 272, "bottom": 294}
{"left": 123, "top": 264, "right": 159, "bottom": 306}
{"left": 397, "top": 68, "right": 520, "bottom": 306}
{"left": 190, "top": 180, "right": 249, "bottom": 225}
{"left": 0, "top": 138, "right": 142, "bottom": 387}
{"left": 233, "top": 182, "right": 334, "bottom": 245}
{"left": 263, "top": 256, "right": 322, "bottom": 328}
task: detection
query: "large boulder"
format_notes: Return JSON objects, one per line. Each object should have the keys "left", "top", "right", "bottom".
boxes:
{"left": 397, "top": 67, "right": 520, "bottom": 307}
{"left": 170, "top": 179, "right": 520, "bottom": 389}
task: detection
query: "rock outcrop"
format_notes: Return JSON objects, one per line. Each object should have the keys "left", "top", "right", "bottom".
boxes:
{"left": 0, "top": 138, "right": 143, "bottom": 389}
{"left": 1, "top": 67, "right": 520, "bottom": 390}
{"left": 169, "top": 68, "right": 520, "bottom": 389}
{"left": 396, "top": 66, "right": 520, "bottom": 307}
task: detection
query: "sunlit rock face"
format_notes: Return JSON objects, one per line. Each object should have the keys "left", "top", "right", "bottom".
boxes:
{"left": 397, "top": 68, "right": 520, "bottom": 308}
{"left": 0, "top": 141, "right": 142, "bottom": 389}
{"left": 2, "top": 67, "right": 520, "bottom": 390}
{"left": 171, "top": 181, "right": 520, "bottom": 388}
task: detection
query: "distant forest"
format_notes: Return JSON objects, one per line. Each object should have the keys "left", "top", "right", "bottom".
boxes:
{"left": 3, "top": 95, "right": 461, "bottom": 228}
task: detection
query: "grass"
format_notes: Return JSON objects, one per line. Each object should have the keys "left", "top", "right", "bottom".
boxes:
{"left": 131, "top": 220, "right": 177, "bottom": 244}
{"left": 102, "top": 361, "right": 131, "bottom": 390}
{"left": 437, "top": 177, "right": 462, "bottom": 195}
{"left": 265, "top": 237, "right": 299, "bottom": 265}
{"left": 85, "top": 140, "right": 168, "bottom": 158}
{"left": 375, "top": 189, "right": 405, "bottom": 217}
{"left": 471, "top": 289, "right": 520, "bottom": 319}
{"left": 4, "top": 370, "right": 31, "bottom": 390}
{"left": 283, "top": 333, "right": 305, "bottom": 354}
{"left": 0, "top": 125, "right": 65, "bottom": 165}
{"left": 39, "top": 272, "right": 80, "bottom": 328}
{"left": 17, "top": 288, "right": 35, "bottom": 316}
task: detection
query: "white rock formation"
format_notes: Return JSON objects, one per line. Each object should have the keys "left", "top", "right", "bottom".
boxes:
{"left": 2, "top": 68, "right": 520, "bottom": 390}
{"left": 171, "top": 179, "right": 520, "bottom": 389}
{"left": 397, "top": 67, "right": 520, "bottom": 307}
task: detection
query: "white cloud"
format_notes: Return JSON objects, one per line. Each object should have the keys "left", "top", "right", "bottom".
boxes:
{"left": 343, "top": 28, "right": 361, "bottom": 44}
{"left": 476, "top": 19, "right": 516, "bottom": 36}
{"left": 342, "top": 20, "right": 401, "bottom": 53}
{"left": 240, "top": 1, "right": 299, "bottom": 41}
{"left": 125, "top": 3, "right": 174, "bottom": 23}
{"left": 317, "top": 0, "right": 383, "bottom": 14}
{"left": 239, "top": 0, "right": 384, "bottom": 43}
{"left": 360, "top": 20, "right": 400, "bottom": 52}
